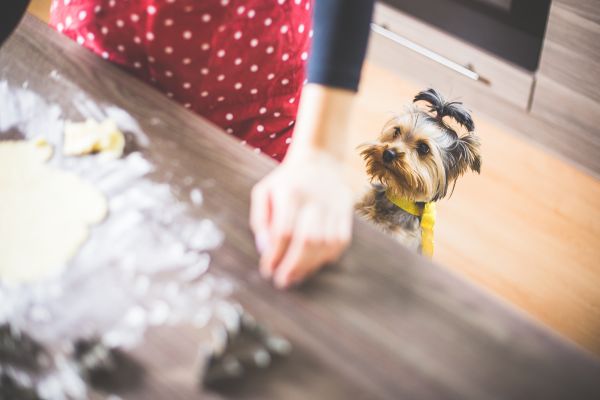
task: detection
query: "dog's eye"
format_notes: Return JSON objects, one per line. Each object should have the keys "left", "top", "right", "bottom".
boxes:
{"left": 416, "top": 142, "right": 430, "bottom": 156}
{"left": 393, "top": 127, "right": 401, "bottom": 138}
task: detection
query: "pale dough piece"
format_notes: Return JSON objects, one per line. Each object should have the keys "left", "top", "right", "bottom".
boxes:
{"left": 64, "top": 118, "right": 125, "bottom": 159}
{"left": 2, "top": 138, "right": 53, "bottom": 163}
{"left": 0, "top": 140, "right": 107, "bottom": 284}
{"left": 31, "top": 138, "right": 54, "bottom": 161}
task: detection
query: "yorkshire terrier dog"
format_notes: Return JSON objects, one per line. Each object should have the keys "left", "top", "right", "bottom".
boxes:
{"left": 356, "top": 89, "right": 481, "bottom": 256}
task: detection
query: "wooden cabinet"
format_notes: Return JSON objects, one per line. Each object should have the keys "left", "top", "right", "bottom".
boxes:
{"left": 530, "top": 0, "right": 600, "bottom": 157}
{"left": 367, "top": 1, "right": 600, "bottom": 176}
{"left": 370, "top": 2, "right": 535, "bottom": 110}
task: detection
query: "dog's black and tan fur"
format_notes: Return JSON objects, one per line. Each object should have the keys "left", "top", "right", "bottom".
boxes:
{"left": 356, "top": 89, "right": 482, "bottom": 252}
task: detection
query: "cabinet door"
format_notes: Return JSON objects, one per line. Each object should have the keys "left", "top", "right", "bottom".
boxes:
{"left": 370, "top": 2, "right": 535, "bottom": 110}
{"left": 531, "top": 1, "right": 600, "bottom": 158}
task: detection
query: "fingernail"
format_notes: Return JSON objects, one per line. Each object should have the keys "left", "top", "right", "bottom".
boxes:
{"left": 255, "top": 232, "right": 268, "bottom": 254}
{"left": 274, "top": 275, "right": 288, "bottom": 289}
{"left": 260, "top": 265, "right": 271, "bottom": 279}
{"left": 275, "top": 280, "right": 286, "bottom": 290}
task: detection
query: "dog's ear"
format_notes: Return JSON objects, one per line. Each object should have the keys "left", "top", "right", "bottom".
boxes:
{"left": 440, "top": 101, "right": 475, "bottom": 132}
{"left": 450, "top": 133, "right": 481, "bottom": 175}
{"left": 414, "top": 88, "right": 475, "bottom": 132}
{"left": 413, "top": 88, "right": 445, "bottom": 114}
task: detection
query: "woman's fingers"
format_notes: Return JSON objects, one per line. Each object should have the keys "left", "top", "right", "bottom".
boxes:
{"left": 249, "top": 182, "right": 271, "bottom": 253}
{"left": 324, "top": 214, "right": 345, "bottom": 262}
{"left": 273, "top": 234, "right": 324, "bottom": 289}
{"left": 273, "top": 206, "right": 328, "bottom": 288}
{"left": 337, "top": 210, "right": 353, "bottom": 257}
{"left": 254, "top": 193, "right": 353, "bottom": 288}
{"left": 259, "top": 232, "right": 291, "bottom": 278}
{"left": 259, "top": 191, "right": 299, "bottom": 278}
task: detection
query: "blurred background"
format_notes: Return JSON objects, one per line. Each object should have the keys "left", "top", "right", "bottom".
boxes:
{"left": 28, "top": 0, "right": 600, "bottom": 356}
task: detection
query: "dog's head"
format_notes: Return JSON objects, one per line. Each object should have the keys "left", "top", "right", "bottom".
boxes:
{"left": 359, "top": 89, "right": 481, "bottom": 202}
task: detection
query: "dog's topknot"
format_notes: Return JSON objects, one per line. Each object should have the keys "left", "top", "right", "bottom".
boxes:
{"left": 413, "top": 88, "right": 475, "bottom": 132}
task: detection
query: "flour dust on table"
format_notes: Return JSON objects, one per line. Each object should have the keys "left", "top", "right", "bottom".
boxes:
{"left": 0, "top": 81, "right": 252, "bottom": 399}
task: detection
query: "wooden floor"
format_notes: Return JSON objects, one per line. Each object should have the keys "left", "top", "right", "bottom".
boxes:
{"left": 27, "top": 0, "right": 50, "bottom": 21}
{"left": 27, "top": 1, "right": 600, "bottom": 356}
{"left": 346, "top": 63, "right": 600, "bottom": 356}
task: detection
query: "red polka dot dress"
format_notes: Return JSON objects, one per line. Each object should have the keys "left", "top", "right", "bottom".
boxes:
{"left": 50, "top": 0, "right": 313, "bottom": 161}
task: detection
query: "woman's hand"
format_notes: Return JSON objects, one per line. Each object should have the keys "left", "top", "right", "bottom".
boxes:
{"left": 250, "top": 84, "right": 356, "bottom": 289}
{"left": 250, "top": 150, "right": 353, "bottom": 289}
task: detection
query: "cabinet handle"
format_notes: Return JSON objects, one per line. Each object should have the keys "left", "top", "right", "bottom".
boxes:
{"left": 370, "top": 23, "right": 490, "bottom": 85}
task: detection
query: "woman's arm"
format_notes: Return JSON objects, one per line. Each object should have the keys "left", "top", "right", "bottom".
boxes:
{"left": 250, "top": 0, "right": 375, "bottom": 288}
{"left": 288, "top": 84, "right": 354, "bottom": 160}
{"left": 250, "top": 84, "right": 356, "bottom": 288}
{"left": 308, "top": 0, "right": 375, "bottom": 91}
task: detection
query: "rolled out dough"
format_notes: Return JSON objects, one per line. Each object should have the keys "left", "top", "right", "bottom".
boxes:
{"left": 0, "top": 140, "right": 107, "bottom": 284}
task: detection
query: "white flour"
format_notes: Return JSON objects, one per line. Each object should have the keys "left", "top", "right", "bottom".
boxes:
{"left": 0, "top": 81, "right": 238, "bottom": 400}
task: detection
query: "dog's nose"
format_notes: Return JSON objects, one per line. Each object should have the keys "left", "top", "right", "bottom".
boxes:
{"left": 382, "top": 148, "right": 397, "bottom": 163}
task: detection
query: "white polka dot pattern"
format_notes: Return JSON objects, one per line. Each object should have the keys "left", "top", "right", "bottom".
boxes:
{"left": 50, "top": 0, "right": 313, "bottom": 161}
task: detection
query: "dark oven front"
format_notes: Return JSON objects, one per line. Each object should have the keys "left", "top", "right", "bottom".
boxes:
{"left": 380, "top": 0, "right": 552, "bottom": 71}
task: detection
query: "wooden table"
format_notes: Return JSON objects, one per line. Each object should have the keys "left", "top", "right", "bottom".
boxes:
{"left": 2, "top": 16, "right": 599, "bottom": 400}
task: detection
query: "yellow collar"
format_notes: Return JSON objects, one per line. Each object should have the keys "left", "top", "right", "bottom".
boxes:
{"left": 385, "top": 191, "right": 436, "bottom": 257}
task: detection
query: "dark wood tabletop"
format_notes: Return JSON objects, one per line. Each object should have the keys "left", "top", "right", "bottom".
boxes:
{"left": 2, "top": 16, "right": 599, "bottom": 400}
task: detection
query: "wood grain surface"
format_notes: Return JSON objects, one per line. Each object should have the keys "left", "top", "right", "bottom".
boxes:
{"left": 2, "top": 16, "right": 600, "bottom": 400}
{"left": 531, "top": 1, "right": 600, "bottom": 161}
{"left": 539, "top": 1, "right": 600, "bottom": 103}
